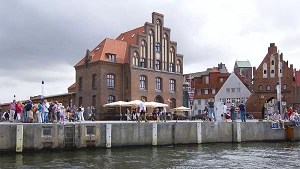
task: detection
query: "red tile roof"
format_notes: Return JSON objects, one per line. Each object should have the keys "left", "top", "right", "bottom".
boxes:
{"left": 75, "top": 38, "right": 128, "bottom": 67}
{"left": 116, "top": 26, "right": 145, "bottom": 63}
{"left": 68, "top": 83, "right": 76, "bottom": 90}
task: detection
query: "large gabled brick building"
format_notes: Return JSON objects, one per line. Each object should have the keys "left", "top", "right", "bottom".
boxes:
{"left": 246, "top": 43, "right": 294, "bottom": 119}
{"left": 73, "top": 12, "right": 184, "bottom": 117}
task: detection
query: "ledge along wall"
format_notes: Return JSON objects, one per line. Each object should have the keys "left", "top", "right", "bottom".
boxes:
{"left": 0, "top": 122, "right": 299, "bottom": 152}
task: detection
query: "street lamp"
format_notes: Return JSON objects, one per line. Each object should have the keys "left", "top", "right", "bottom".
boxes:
{"left": 187, "top": 75, "right": 195, "bottom": 116}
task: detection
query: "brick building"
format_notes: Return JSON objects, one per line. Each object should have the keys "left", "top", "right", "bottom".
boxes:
{"left": 184, "top": 63, "right": 230, "bottom": 115}
{"left": 293, "top": 69, "right": 300, "bottom": 110}
{"left": 73, "top": 12, "right": 184, "bottom": 116}
{"left": 246, "top": 43, "right": 294, "bottom": 119}
{"left": 234, "top": 60, "right": 252, "bottom": 91}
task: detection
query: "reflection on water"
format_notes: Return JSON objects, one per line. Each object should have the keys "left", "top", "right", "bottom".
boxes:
{"left": 1, "top": 142, "right": 300, "bottom": 169}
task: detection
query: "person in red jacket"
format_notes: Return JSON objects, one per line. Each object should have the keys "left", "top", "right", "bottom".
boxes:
{"left": 16, "top": 101, "right": 23, "bottom": 123}
{"left": 288, "top": 107, "right": 293, "bottom": 120}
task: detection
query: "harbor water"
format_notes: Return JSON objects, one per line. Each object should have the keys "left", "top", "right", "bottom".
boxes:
{"left": 1, "top": 142, "right": 299, "bottom": 169}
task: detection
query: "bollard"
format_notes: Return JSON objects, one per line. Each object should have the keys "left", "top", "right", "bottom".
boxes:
{"left": 106, "top": 124, "right": 111, "bottom": 148}
{"left": 237, "top": 123, "right": 241, "bottom": 143}
{"left": 16, "top": 125, "right": 23, "bottom": 152}
{"left": 197, "top": 123, "right": 202, "bottom": 144}
{"left": 152, "top": 123, "right": 157, "bottom": 145}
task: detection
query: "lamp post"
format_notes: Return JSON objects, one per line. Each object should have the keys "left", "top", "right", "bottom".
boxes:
{"left": 277, "top": 51, "right": 282, "bottom": 114}
{"left": 187, "top": 75, "right": 195, "bottom": 117}
{"left": 41, "top": 81, "right": 44, "bottom": 102}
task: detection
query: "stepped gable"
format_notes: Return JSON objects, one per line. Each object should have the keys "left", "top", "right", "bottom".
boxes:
{"left": 245, "top": 43, "right": 294, "bottom": 119}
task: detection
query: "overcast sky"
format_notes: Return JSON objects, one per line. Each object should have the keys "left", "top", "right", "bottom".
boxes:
{"left": 1, "top": 0, "right": 300, "bottom": 104}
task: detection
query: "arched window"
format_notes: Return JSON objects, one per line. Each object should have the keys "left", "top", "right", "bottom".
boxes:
{"left": 107, "top": 74, "right": 115, "bottom": 88}
{"left": 176, "top": 60, "right": 181, "bottom": 73}
{"left": 169, "top": 63, "right": 174, "bottom": 72}
{"left": 154, "top": 95, "right": 164, "bottom": 103}
{"left": 92, "top": 74, "right": 97, "bottom": 90}
{"left": 258, "top": 85, "right": 262, "bottom": 91}
{"left": 132, "top": 51, "right": 139, "bottom": 66}
{"left": 148, "top": 30, "right": 154, "bottom": 68}
{"left": 140, "top": 75, "right": 147, "bottom": 89}
{"left": 162, "top": 33, "right": 168, "bottom": 70}
{"left": 169, "top": 47, "right": 175, "bottom": 72}
{"left": 170, "top": 98, "right": 176, "bottom": 109}
{"left": 266, "top": 85, "right": 270, "bottom": 91}
{"left": 108, "top": 95, "right": 115, "bottom": 103}
{"left": 169, "top": 79, "right": 175, "bottom": 91}
{"left": 140, "top": 40, "right": 147, "bottom": 68}
{"left": 155, "top": 77, "right": 162, "bottom": 90}
{"left": 155, "top": 19, "right": 161, "bottom": 42}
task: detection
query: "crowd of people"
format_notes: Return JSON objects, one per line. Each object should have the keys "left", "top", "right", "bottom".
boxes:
{"left": 266, "top": 106, "right": 300, "bottom": 129}
{"left": 0, "top": 99, "right": 96, "bottom": 123}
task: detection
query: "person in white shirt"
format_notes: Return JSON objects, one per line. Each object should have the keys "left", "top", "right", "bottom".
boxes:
{"left": 139, "top": 99, "right": 147, "bottom": 122}
{"left": 78, "top": 104, "right": 85, "bottom": 122}
{"left": 272, "top": 110, "right": 285, "bottom": 129}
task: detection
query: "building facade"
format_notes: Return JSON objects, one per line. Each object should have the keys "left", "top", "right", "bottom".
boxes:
{"left": 246, "top": 43, "right": 294, "bottom": 119}
{"left": 184, "top": 63, "right": 229, "bottom": 116}
{"left": 234, "top": 60, "right": 252, "bottom": 91}
{"left": 214, "top": 73, "right": 251, "bottom": 120}
{"left": 74, "top": 12, "right": 184, "bottom": 117}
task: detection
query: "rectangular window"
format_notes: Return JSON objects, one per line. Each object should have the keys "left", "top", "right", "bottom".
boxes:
{"left": 108, "top": 54, "right": 116, "bottom": 62}
{"left": 212, "top": 88, "right": 216, "bottom": 94}
{"left": 197, "top": 100, "right": 201, "bottom": 105}
{"left": 197, "top": 89, "right": 201, "bottom": 95}
{"left": 92, "top": 95, "right": 96, "bottom": 107}
{"left": 266, "top": 85, "right": 270, "bottom": 91}
{"left": 155, "top": 78, "right": 161, "bottom": 90}
{"left": 78, "top": 77, "right": 83, "bottom": 91}
{"left": 226, "top": 88, "right": 230, "bottom": 93}
{"left": 205, "top": 76, "right": 209, "bottom": 84}
{"left": 79, "top": 97, "right": 83, "bottom": 106}
{"left": 169, "top": 79, "right": 175, "bottom": 91}
{"left": 169, "top": 63, "right": 173, "bottom": 72}
{"left": 236, "top": 88, "right": 240, "bottom": 92}
{"left": 231, "top": 88, "right": 235, "bottom": 92}
{"left": 241, "top": 98, "right": 245, "bottom": 103}
{"left": 232, "top": 98, "right": 236, "bottom": 104}
{"left": 92, "top": 74, "right": 97, "bottom": 90}
{"left": 125, "top": 77, "right": 128, "bottom": 89}
{"left": 107, "top": 74, "right": 115, "bottom": 88}
{"left": 220, "top": 78, "right": 223, "bottom": 82}
{"left": 140, "top": 76, "right": 146, "bottom": 89}
{"left": 222, "top": 98, "right": 226, "bottom": 103}
{"left": 204, "top": 89, "right": 209, "bottom": 95}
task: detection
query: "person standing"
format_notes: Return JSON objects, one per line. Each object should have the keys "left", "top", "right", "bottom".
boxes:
{"left": 239, "top": 102, "right": 246, "bottom": 122}
{"left": 26, "top": 101, "right": 33, "bottom": 123}
{"left": 37, "top": 101, "right": 43, "bottom": 123}
{"left": 16, "top": 101, "right": 23, "bottom": 123}
{"left": 139, "top": 99, "right": 147, "bottom": 122}
{"left": 9, "top": 99, "right": 16, "bottom": 122}
{"left": 43, "top": 100, "right": 49, "bottom": 123}
{"left": 208, "top": 101, "right": 216, "bottom": 122}
{"left": 78, "top": 104, "right": 85, "bottom": 122}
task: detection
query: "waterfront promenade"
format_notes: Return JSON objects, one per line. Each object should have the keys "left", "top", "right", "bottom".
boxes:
{"left": 0, "top": 120, "right": 299, "bottom": 152}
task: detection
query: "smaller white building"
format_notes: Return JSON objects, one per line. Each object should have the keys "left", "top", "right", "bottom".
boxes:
{"left": 214, "top": 73, "right": 252, "bottom": 121}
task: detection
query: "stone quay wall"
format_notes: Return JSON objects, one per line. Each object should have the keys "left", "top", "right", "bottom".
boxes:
{"left": 0, "top": 122, "right": 299, "bottom": 152}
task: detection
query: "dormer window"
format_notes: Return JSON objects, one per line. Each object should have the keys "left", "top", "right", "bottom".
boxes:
{"left": 108, "top": 54, "right": 116, "bottom": 62}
